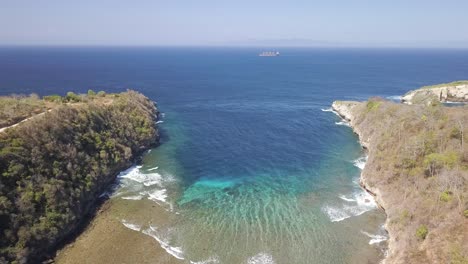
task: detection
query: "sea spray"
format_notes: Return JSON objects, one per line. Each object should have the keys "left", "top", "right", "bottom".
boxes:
{"left": 361, "top": 231, "right": 388, "bottom": 245}
{"left": 142, "top": 226, "right": 185, "bottom": 260}
{"left": 121, "top": 220, "right": 142, "bottom": 232}
{"left": 322, "top": 155, "right": 376, "bottom": 222}
{"left": 247, "top": 252, "right": 275, "bottom": 264}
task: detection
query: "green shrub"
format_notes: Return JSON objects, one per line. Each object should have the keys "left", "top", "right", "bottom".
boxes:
{"left": 366, "top": 100, "right": 381, "bottom": 112}
{"left": 65, "top": 92, "right": 81, "bottom": 102}
{"left": 87, "top": 89, "right": 96, "bottom": 96}
{"left": 43, "top": 95, "right": 63, "bottom": 103}
{"left": 416, "top": 225, "right": 428, "bottom": 240}
{"left": 440, "top": 190, "right": 452, "bottom": 202}
{"left": 97, "top": 91, "right": 106, "bottom": 97}
{"left": 464, "top": 210, "right": 468, "bottom": 218}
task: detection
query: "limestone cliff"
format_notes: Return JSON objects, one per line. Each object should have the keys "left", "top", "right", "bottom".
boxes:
{"left": 332, "top": 99, "right": 468, "bottom": 264}
{"left": 401, "top": 81, "right": 468, "bottom": 105}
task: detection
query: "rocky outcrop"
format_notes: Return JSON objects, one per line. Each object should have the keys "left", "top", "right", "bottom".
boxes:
{"left": 331, "top": 101, "right": 370, "bottom": 148}
{"left": 0, "top": 91, "right": 160, "bottom": 263}
{"left": 401, "top": 81, "right": 468, "bottom": 105}
{"left": 331, "top": 100, "right": 468, "bottom": 264}
{"left": 332, "top": 101, "right": 393, "bottom": 263}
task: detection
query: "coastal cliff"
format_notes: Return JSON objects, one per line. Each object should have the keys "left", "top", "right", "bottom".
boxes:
{"left": 401, "top": 81, "right": 468, "bottom": 105}
{"left": 332, "top": 99, "right": 467, "bottom": 264}
{"left": 0, "top": 90, "right": 159, "bottom": 263}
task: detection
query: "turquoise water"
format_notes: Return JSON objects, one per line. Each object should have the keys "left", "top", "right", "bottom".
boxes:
{"left": 1, "top": 47, "right": 468, "bottom": 263}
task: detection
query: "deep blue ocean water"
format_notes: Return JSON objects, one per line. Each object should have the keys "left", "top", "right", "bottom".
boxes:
{"left": 1, "top": 47, "right": 468, "bottom": 263}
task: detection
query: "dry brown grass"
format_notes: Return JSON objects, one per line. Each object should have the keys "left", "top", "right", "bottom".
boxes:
{"left": 349, "top": 100, "right": 468, "bottom": 263}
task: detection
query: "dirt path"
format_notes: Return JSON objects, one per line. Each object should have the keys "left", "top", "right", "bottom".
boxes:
{"left": 0, "top": 110, "right": 51, "bottom": 133}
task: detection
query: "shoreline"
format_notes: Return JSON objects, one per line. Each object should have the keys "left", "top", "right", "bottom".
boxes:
{"left": 331, "top": 102, "right": 391, "bottom": 264}
{"left": 54, "top": 197, "right": 181, "bottom": 264}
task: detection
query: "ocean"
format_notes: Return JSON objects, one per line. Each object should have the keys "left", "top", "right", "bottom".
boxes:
{"left": 1, "top": 47, "right": 468, "bottom": 263}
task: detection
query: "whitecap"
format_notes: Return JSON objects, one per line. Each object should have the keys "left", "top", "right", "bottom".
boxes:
{"left": 335, "top": 121, "right": 351, "bottom": 127}
{"left": 361, "top": 231, "right": 388, "bottom": 245}
{"left": 121, "top": 194, "right": 144, "bottom": 200}
{"left": 247, "top": 252, "right": 275, "bottom": 264}
{"left": 118, "top": 166, "right": 163, "bottom": 187}
{"left": 322, "top": 206, "right": 351, "bottom": 222}
{"left": 323, "top": 190, "right": 377, "bottom": 222}
{"left": 121, "top": 220, "right": 142, "bottom": 232}
{"left": 353, "top": 156, "right": 368, "bottom": 170}
{"left": 148, "top": 166, "right": 159, "bottom": 171}
{"left": 156, "top": 120, "right": 164, "bottom": 124}
{"left": 322, "top": 107, "right": 341, "bottom": 118}
{"left": 145, "top": 189, "right": 168, "bottom": 203}
{"left": 142, "top": 226, "right": 184, "bottom": 260}
{"left": 339, "top": 195, "right": 356, "bottom": 202}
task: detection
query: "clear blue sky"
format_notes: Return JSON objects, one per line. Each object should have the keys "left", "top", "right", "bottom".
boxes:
{"left": 1, "top": 0, "right": 467, "bottom": 48}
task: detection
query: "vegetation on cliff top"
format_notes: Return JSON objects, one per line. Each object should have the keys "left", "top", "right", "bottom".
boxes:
{"left": 346, "top": 98, "right": 467, "bottom": 263}
{"left": 420, "top": 80, "right": 468, "bottom": 89}
{"left": 0, "top": 90, "right": 112, "bottom": 129}
{"left": 0, "top": 90, "right": 159, "bottom": 263}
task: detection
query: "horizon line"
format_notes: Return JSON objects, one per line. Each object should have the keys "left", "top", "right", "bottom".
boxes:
{"left": 0, "top": 44, "right": 468, "bottom": 50}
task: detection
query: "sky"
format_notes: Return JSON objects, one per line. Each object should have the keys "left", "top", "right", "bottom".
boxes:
{"left": 1, "top": 0, "right": 468, "bottom": 48}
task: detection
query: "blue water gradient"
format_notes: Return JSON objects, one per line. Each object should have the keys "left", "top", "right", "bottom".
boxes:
{"left": 1, "top": 47, "right": 468, "bottom": 263}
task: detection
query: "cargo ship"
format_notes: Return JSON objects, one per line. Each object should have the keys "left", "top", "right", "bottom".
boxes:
{"left": 259, "top": 51, "right": 280, "bottom": 57}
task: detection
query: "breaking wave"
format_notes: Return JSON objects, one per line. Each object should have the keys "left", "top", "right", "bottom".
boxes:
{"left": 322, "top": 190, "right": 377, "bottom": 222}
{"left": 335, "top": 121, "right": 351, "bottom": 127}
{"left": 361, "top": 230, "right": 388, "bottom": 245}
{"left": 121, "top": 220, "right": 142, "bottom": 232}
{"left": 143, "top": 226, "right": 185, "bottom": 260}
{"left": 353, "top": 156, "right": 368, "bottom": 170}
{"left": 247, "top": 252, "right": 275, "bottom": 264}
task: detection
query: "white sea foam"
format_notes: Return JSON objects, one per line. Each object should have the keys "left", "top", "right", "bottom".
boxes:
{"left": 247, "top": 252, "right": 275, "bottom": 264}
{"left": 335, "top": 121, "right": 351, "bottom": 127}
{"left": 148, "top": 166, "right": 159, "bottom": 171}
{"left": 156, "top": 120, "right": 164, "bottom": 124}
{"left": 361, "top": 231, "right": 388, "bottom": 245}
{"left": 353, "top": 156, "right": 368, "bottom": 170}
{"left": 146, "top": 189, "right": 168, "bottom": 203}
{"left": 143, "top": 226, "right": 185, "bottom": 260}
{"left": 118, "top": 166, "right": 163, "bottom": 187}
{"left": 121, "top": 220, "right": 142, "bottom": 232}
{"left": 323, "top": 190, "right": 377, "bottom": 222}
{"left": 321, "top": 107, "right": 342, "bottom": 118}
{"left": 339, "top": 195, "right": 356, "bottom": 202}
{"left": 121, "top": 194, "right": 144, "bottom": 200}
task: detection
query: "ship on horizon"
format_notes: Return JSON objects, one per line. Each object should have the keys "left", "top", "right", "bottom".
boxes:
{"left": 259, "top": 51, "right": 280, "bottom": 57}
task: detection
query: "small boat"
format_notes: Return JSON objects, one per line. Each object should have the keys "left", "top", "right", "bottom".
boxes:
{"left": 259, "top": 51, "right": 280, "bottom": 57}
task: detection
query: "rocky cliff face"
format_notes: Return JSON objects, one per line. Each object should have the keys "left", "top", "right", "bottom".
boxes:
{"left": 332, "top": 100, "right": 468, "bottom": 264}
{"left": 0, "top": 91, "right": 160, "bottom": 263}
{"left": 402, "top": 81, "right": 468, "bottom": 105}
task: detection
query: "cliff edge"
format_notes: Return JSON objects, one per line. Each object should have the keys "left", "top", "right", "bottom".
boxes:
{"left": 332, "top": 99, "right": 468, "bottom": 264}
{"left": 401, "top": 81, "right": 468, "bottom": 105}
{"left": 0, "top": 90, "right": 159, "bottom": 263}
